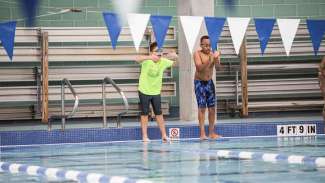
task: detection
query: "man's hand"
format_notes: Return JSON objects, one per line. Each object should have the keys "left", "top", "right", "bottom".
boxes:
{"left": 212, "top": 50, "right": 221, "bottom": 58}
{"left": 164, "top": 51, "right": 178, "bottom": 60}
{"left": 212, "top": 50, "right": 221, "bottom": 64}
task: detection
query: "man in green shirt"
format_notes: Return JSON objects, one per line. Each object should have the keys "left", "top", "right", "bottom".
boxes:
{"left": 135, "top": 42, "right": 177, "bottom": 142}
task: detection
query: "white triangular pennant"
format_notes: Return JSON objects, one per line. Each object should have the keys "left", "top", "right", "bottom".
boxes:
{"left": 180, "top": 16, "right": 203, "bottom": 54}
{"left": 127, "top": 13, "right": 150, "bottom": 52}
{"left": 277, "top": 19, "right": 300, "bottom": 56}
{"left": 227, "top": 17, "right": 250, "bottom": 55}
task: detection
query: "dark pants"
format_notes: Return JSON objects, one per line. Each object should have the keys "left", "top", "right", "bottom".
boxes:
{"left": 138, "top": 91, "right": 162, "bottom": 115}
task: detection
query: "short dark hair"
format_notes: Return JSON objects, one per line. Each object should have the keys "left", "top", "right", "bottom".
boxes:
{"left": 200, "top": 35, "right": 209, "bottom": 43}
{"left": 150, "top": 42, "right": 158, "bottom": 52}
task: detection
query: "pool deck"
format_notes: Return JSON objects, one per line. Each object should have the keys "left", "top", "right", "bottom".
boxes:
{"left": 0, "top": 112, "right": 324, "bottom": 146}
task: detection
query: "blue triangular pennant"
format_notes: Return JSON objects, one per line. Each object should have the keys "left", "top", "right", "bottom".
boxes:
{"left": 150, "top": 15, "right": 172, "bottom": 50}
{"left": 254, "top": 18, "right": 275, "bottom": 55}
{"left": 20, "top": 0, "right": 39, "bottom": 27}
{"left": 306, "top": 19, "right": 325, "bottom": 56}
{"left": 103, "top": 12, "right": 121, "bottom": 49}
{"left": 0, "top": 21, "right": 17, "bottom": 61}
{"left": 204, "top": 17, "right": 226, "bottom": 51}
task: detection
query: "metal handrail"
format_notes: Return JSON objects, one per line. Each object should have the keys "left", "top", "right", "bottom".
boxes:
{"left": 48, "top": 78, "right": 79, "bottom": 131}
{"left": 102, "top": 77, "right": 129, "bottom": 128}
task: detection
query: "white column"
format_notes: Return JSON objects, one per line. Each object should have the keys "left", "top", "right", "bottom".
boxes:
{"left": 178, "top": 0, "right": 214, "bottom": 121}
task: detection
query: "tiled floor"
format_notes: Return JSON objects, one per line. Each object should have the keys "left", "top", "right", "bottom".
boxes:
{"left": 0, "top": 113, "right": 322, "bottom": 132}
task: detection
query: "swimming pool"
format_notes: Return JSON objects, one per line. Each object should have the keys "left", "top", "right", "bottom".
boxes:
{"left": 1, "top": 136, "right": 325, "bottom": 183}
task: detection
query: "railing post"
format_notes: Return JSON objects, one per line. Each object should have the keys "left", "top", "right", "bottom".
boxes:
{"left": 48, "top": 78, "right": 78, "bottom": 131}
{"left": 61, "top": 80, "right": 66, "bottom": 130}
{"left": 102, "top": 77, "right": 129, "bottom": 128}
{"left": 41, "top": 31, "right": 49, "bottom": 123}
{"left": 102, "top": 82, "right": 107, "bottom": 128}
{"left": 239, "top": 37, "right": 248, "bottom": 117}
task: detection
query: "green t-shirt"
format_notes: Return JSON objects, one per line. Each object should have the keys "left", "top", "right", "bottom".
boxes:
{"left": 138, "top": 58, "right": 173, "bottom": 95}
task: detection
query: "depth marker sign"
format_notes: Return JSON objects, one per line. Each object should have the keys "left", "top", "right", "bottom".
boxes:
{"left": 277, "top": 124, "right": 316, "bottom": 137}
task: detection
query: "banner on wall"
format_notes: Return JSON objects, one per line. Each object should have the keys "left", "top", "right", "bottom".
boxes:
{"left": 150, "top": 15, "right": 172, "bottom": 51}
{"left": 306, "top": 19, "right": 325, "bottom": 56}
{"left": 0, "top": 21, "right": 17, "bottom": 61}
{"left": 103, "top": 12, "right": 121, "bottom": 49}
{"left": 180, "top": 16, "right": 203, "bottom": 54}
{"left": 100, "top": 12, "right": 325, "bottom": 56}
{"left": 227, "top": 17, "right": 250, "bottom": 55}
{"left": 277, "top": 19, "right": 300, "bottom": 56}
{"left": 204, "top": 17, "right": 226, "bottom": 52}
{"left": 127, "top": 13, "right": 150, "bottom": 52}
{"left": 254, "top": 18, "right": 276, "bottom": 55}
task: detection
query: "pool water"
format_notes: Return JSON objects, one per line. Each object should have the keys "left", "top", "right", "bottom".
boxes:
{"left": 1, "top": 136, "right": 325, "bottom": 183}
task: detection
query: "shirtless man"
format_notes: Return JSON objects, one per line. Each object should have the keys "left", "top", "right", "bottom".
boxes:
{"left": 193, "top": 35, "right": 222, "bottom": 140}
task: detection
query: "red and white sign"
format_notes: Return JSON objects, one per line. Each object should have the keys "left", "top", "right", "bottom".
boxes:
{"left": 169, "top": 128, "right": 180, "bottom": 140}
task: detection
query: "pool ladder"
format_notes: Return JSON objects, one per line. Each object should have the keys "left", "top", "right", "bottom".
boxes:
{"left": 102, "top": 77, "right": 129, "bottom": 128}
{"left": 48, "top": 78, "right": 79, "bottom": 131}
{"left": 47, "top": 77, "right": 130, "bottom": 130}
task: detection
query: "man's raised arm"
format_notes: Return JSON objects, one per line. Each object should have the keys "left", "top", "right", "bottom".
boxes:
{"left": 135, "top": 54, "right": 159, "bottom": 63}
{"left": 193, "top": 50, "right": 211, "bottom": 71}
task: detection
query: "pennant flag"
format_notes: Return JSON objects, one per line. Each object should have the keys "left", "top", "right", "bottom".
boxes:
{"left": 306, "top": 19, "right": 325, "bottom": 56}
{"left": 254, "top": 18, "right": 276, "bottom": 55}
{"left": 127, "top": 13, "right": 150, "bottom": 52}
{"left": 20, "top": 0, "right": 39, "bottom": 27}
{"left": 150, "top": 15, "right": 172, "bottom": 50}
{"left": 204, "top": 17, "right": 226, "bottom": 51}
{"left": 0, "top": 21, "right": 17, "bottom": 61}
{"left": 277, "top": 19, "right": 300, "bottom": 56}
{"left": 227, "top": 17, "right": 250, "bottom": 55}
{"left": 180, "top": 16, "right": 203, "bottom": 54}
{"left": 103, "top": 12, "right": 122, "bottom": 49}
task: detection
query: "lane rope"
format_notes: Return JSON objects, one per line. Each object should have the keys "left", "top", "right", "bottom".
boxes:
{"left": 0, "top": 161, "right": 152, "bottom": 183}
{"left": 189, "top": 149, "right": 325, "bottom": 168}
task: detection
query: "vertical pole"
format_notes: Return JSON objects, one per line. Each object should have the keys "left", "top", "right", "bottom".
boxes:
{"left": 102, "top": 82, "right": 107, "bottom": 128}
{"left": 61, "top": 81, "right": 66, "bottom": 130}
{"left": 239, "top": 38, "right": 248, "bottom": 117}
{"left": 41, "top": 32, "right": 49, "bottom": 123}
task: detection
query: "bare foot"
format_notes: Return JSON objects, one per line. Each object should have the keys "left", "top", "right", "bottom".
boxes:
{"left": 200, "top": 135, "right": 208, "bottom": 140}
{"left": 142, "top": 137, "right": 151, "bottom": 142}
{"left": 209, "top": 133, "right": 222, "bottom": 139}
{"left": 162, "top": 136, "right": 169, "bottom": 143}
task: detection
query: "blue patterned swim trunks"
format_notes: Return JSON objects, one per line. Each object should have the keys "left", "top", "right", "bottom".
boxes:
{"left": 194, "top": 79, "right": 216, "bottom": 108}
